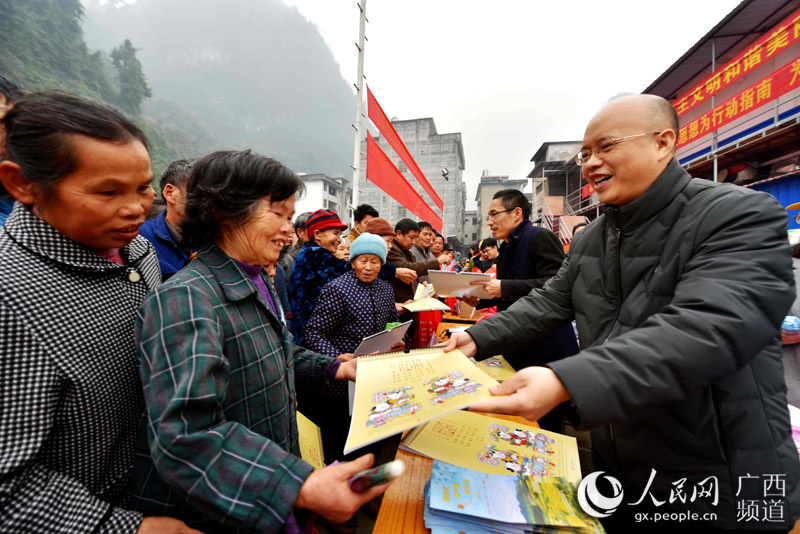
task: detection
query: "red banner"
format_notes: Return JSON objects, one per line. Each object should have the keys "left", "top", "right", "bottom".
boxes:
{"left": 581, "top": 182, "right": 595, "bottom": 199}
{"left": 366, "top": 132, "right": 443, "bottom": 231}
{"left": 673, "top": 7, "right": 800, "bottom": 117}
{"left": 367, "top": 86, "right": 444, "bottom": 211}
{"left": 678, "top": 57, "right": 800, "bottom": 148}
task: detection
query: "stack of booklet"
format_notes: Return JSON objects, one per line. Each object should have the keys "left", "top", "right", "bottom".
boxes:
{"left": 425, "top": 461, "right": 606, "bottom": 534}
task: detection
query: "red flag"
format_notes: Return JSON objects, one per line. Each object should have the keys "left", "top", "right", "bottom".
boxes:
{"left": 367, "top": 86, "right": 444, "bottom": 211}
{"left": 366, "top": 132, "right": 443, "bottom": 231}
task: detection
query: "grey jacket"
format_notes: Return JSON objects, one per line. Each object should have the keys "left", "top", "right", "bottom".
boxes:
{"left": 467, "top": 159, "right": 800, "bottom": 529}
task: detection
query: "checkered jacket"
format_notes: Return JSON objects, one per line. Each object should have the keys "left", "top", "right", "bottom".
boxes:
{"left": 131, "top": 244, "right": 336, "bottom": 533}
{"left": 0, "top": 203, "right": 160, "bottom": 533}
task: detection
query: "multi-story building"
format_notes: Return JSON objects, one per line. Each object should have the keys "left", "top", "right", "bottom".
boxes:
{"left": 358, "top": 117, "right": 466, "bottom": 241}
{"left": 296, "top": 173, "right": 352, "bottom": 221}
{"left": 643, "top": 0, "right": 800, "bottom": 234}
{"left": 463, "top": 210, "right": 481, "bottom": 246}
{"left": 474, "top": 170, "right": 527, "bottom": 241}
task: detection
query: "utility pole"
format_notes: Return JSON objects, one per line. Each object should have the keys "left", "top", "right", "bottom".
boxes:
{"left": 350, "top": 0, "right": 367, "bottom": 224}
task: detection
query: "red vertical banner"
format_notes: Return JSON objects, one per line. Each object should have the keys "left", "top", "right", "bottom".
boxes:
{"left": 366, "top": 132, "right": 443, "bottom": 231}
{"left": 367, "top": 86, "right": 444, "bottom": 211}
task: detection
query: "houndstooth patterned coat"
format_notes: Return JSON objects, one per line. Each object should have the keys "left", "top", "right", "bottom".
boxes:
{"left": 0, "top": 203, "right": 160, "bottom": 533}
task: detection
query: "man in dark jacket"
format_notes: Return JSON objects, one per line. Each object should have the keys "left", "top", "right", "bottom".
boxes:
{"left": 387, "top": 218, "right": 447, "bottom": 302}
{"left": 138, "top": 159, "right": 194, "bottom": 280}
{"left": 447, "top": 94, "right": 800, "bottom": 532}
{"left": 466, "top": 189, "right": 579, "bottom": 431}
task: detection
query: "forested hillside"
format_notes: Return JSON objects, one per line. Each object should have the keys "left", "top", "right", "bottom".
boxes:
{"left": 0, "top": 0, "right": 356, "bottom": 179}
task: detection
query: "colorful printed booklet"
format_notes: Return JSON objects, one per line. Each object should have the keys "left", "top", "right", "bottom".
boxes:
{"left": 400, "top": 409, "right": 581, "bottom": 486}
{"left": 343, "top": 347, "right": 500, "bottom": 455}
{"left": 472, "top": 354, "right": 516, "bottom": 382}
{"left": 401, "top": 282, "right": 450, "bottom": 312}
{"left": 296, "top": 411, "right": 325, "bottom": 470}
{"left": 426, "top": 461, "right": 605, "bottom": 533}
{"left": 428, "top": 270, "right": 493, "bottom": 299}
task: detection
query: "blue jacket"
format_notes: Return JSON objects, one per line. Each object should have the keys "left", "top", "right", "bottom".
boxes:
{"left": 138, "top": 211, "right": 191, "bottom": 281}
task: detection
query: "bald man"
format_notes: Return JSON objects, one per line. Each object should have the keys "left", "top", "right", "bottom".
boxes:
{"left": 447, "top": 95, "right": 799, "bottom": 532}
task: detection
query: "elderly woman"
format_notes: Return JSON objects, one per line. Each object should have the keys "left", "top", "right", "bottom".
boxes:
{"left": 288, "top": 209, "right": 416, "bottom": 345}
{"left": 0, "top": 91, "right": 197, "bottom": 533}
{"left": 303, "top": 233, "right": 400, "bottom": 461}
{"left": 132, "top": 150, "right": 388, "bottom": 533}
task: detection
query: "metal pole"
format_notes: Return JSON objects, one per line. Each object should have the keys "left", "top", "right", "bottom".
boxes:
{"left": 711, "top": 39, "right": 718, "bottom": 182}
{"left": 350, "top": 0, "right": 367, "bottom": 223}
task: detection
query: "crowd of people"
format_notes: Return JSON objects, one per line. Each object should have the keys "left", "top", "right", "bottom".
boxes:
{"left": 0, "top": 76, "right": 799, "bottom": 534}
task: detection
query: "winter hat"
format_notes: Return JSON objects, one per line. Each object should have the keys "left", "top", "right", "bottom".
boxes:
{"left": 364, "top": 217, "right": 394, "bottom": 237}
{"left": 350, "top": 233, "right": 388, "bottom": 264}
{"left": 306, "top": 208, "right": 347, "bottom": 238}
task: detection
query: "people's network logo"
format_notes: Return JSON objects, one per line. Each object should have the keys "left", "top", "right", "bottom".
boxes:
{"left": 577, "top": 471, "right": 625, "bottom": 518}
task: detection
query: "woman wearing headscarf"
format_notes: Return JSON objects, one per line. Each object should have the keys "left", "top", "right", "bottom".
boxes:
{"left": 303, "top": 233, "right": 401, "bottom": 461}
{"left": 132, "top": 150, "right": 389, "bottom": 533}
{"left": 288, "top": 209, "right": 416, "bottom": 346}
{"left": 0, "top": 91, "right": 197, "bottom": 533}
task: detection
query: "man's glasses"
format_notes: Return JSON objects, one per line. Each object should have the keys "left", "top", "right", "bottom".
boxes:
{"left": 485, "top": 208, "right": 515, "bottom": 221}
{"left": 575, "top": 131, "right": 662, "bottom": 167}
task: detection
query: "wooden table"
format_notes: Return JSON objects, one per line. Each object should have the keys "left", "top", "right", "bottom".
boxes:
{"left": 373, "top": 413, "right": 538, "bottom": 534}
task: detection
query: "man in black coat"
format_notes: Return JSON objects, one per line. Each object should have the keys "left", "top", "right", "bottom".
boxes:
{"left": 464, "top": 189, "right": 579, "bottom": 430}
{"left": 447, "top": 94, "right": 800, "bottom": 532}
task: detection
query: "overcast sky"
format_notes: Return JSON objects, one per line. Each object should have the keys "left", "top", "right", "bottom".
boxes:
{"left": 282, "top": 0, "right": 741, "bottom": 206}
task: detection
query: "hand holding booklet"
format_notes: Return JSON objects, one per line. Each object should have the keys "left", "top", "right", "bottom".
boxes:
{"left": 343, "top": 347, "right": 500, "bottom": 455}
{"left": 401, "top": 283, "right": 451, "bottom": 312}
{"left": 428, "top": 271, "right": 493, "bottom": 299}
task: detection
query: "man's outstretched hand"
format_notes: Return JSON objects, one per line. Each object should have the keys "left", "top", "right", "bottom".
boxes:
{"left": 468, "top": 367, "right": 570, "bottom": 422}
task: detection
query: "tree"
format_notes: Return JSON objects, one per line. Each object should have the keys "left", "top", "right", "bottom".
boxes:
{"left": 110, "top": 39, "right": 151, "bottom": 115}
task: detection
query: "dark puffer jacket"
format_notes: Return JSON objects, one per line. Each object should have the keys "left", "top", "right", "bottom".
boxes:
{"left": 467, "top": 159, "right": 800, "bottom": 529}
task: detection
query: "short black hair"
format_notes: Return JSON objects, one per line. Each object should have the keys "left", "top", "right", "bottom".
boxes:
{"left": 354, "top": 204, "right": 378, "bottom": 223}
{"left": 417, "top": 221, "right": 433, "bottom": 232}
{"left": 493, "top": 189, "right": 531, "bottom": 220}
{"left": 572, "top": 221, "right": 588, "bottom": 234}
{"left": 294, "top": 211, "right": 311, "bottom": 231}
{"left": 2, "top": 91, "right": 148, "bottom": 196}
{"left": 395, "top": 218, "right": 420, "bottom": 234}
{"left": 481, "top": 237, "right": 498, "bottom": 250}
{"left": 159, "top": 159, "right": 195, "bottom": 195}
{"left": 0, "top": 75, "right": 25, "bottom": 103}
{"left": 181, "top": 150, "right": 304, "bottom": 248}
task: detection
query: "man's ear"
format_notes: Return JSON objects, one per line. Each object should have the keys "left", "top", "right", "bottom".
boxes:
{"left": 0, "top": 161, "right": 37, "bottom": 204}
{"left": 162, "top": 183, "right": 177, "bottom": 206}
{"left": 656, "top": 129, "right": 677, "bottom": 161}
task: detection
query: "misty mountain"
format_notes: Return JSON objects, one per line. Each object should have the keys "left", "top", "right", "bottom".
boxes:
{"left": 82, "top": 0, "right": 356, "bottom": 178}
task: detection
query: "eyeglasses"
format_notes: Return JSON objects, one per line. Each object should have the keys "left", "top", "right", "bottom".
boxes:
{"left": 485, "top": 208, "right": 516, "bottom": 221}
{"left": 575, "top": 131, "right": 662, "bottom": 167}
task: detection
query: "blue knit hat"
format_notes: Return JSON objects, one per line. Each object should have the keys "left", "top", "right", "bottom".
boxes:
{"left": 350, "top": 233, "right": 388, "bottom": 264}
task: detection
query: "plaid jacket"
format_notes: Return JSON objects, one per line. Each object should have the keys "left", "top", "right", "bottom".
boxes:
{"left": 0, "top": 203, "right": 160, "bottom": 533}
{"left": 132, "top": 244, "right": 336, "bottom": 533}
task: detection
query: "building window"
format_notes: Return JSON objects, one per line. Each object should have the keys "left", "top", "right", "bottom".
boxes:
{"left": 472, "top": 217, "right": 477, "bottom": 225}
{"left": 328, "top": 185, "right": 338, "bottom": 196}
{"left": 472, "top": 233, "right": 477, "bottom": 241}
{"left": 329, "top": 202, "right": 338, "bottom": 212}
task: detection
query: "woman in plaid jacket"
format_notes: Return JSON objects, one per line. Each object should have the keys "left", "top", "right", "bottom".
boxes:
{"left": 132, "top": 150, "right": 389, "bottom": 533}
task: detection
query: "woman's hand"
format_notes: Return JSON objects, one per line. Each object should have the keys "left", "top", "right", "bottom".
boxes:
{"left": 335, "top": 358, "right": 357, "bottom": 381}
{"left": 294, "top": 454, "right": 392, "bottom": 524}
{"left": 443, "top": 332, "right": 477, "bottom": 358}
{"left": 336, "top": 353, "right": 354, "bottom": 362}
{"left": 137, "top": 517, "right": 204, "bottom": 534}
{"left": 389, "top": 341, "right": 406, "bottom": 352}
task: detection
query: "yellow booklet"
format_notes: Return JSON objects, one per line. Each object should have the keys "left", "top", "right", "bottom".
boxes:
{"left": 401, "top": 283, "right": 450, "bottom": 312}
{"left": 296, "top": 411, "right": 325, "bottom": 470}
{"left": 343, "top": 348, "right": 500, "bottom": 455}
{"left": 400, "top": 409, "right": 582, "bottom": 486}
{"left": 472, "top": 354, "right": 516, "bottom": 382}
